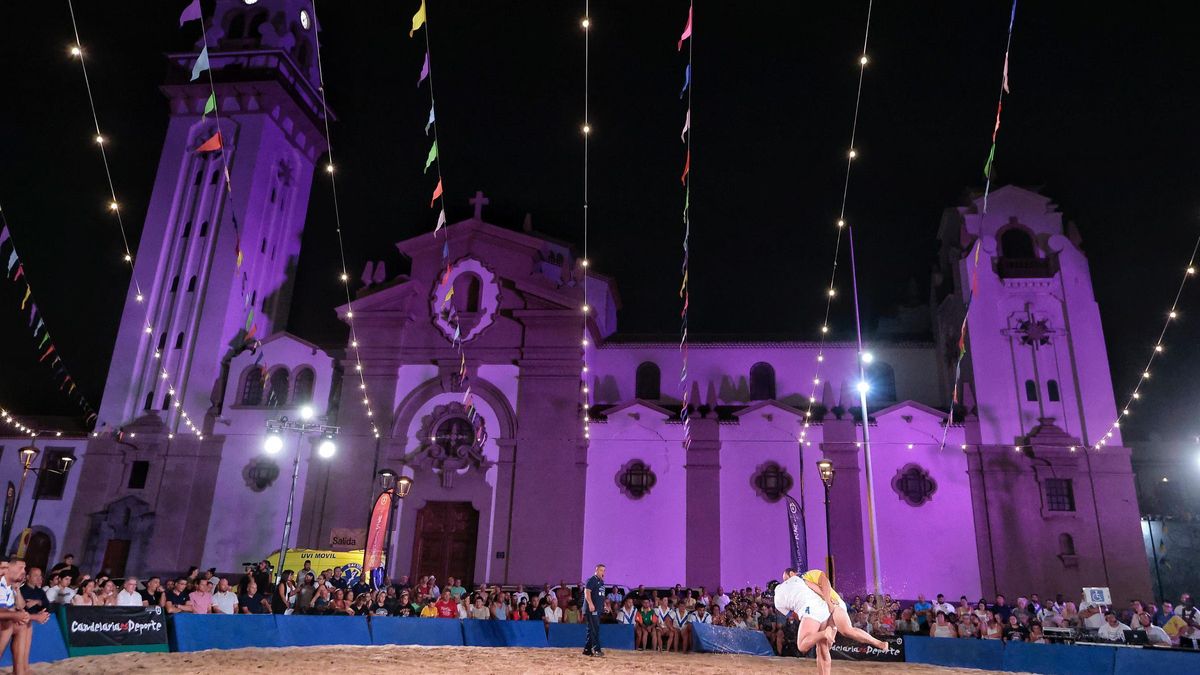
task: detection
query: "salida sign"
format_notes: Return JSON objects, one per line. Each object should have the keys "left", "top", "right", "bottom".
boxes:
{"left": 329, "top": 527, "right": 366, "bottom": 550}
{"left": 61, "top": 606, "right": 169, "bottom": 655}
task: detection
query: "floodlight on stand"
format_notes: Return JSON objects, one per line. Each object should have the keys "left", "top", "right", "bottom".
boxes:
{"left": 317, "top": 435, "right": 336, "bottom": 459}
{"left": 264, "top": 431, "right": 284, "bottom": 454}
{"left": 299, "top": 405, "right": 314, "bottom": 421}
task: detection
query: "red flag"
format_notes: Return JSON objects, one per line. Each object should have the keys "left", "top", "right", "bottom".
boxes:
{"left": 681, "top": 150, "right": 690, "bottom": 185}
{"left": 196, "top": 131, "right": 223, "bottom": 153}
{"left": 362, "top": 490, "right": 393, "bottom": 574}
{"left": 12, "top": 264, "right": 23, "bottom": 281}
{"left": 430, "top": 178, "right": 443, "bottom": 207}
{"left": 38, "top": 344, "right": 55, "bottom": 362}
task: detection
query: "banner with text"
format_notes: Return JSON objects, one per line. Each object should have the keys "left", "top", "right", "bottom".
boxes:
{"left": 60, "top": 605, "right": 168, "bottom": 656}
{"left": 829, "top": 634, "right": 905, "bottom": 662}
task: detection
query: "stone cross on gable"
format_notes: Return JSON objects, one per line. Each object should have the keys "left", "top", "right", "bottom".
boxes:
{"left": 469, "top": 190, "right": 490, "bottom": 221}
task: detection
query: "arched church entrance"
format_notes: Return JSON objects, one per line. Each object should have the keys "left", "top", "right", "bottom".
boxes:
{"left": 410, "top": 502, "right": 478, "bottom": 588}
{"left": 82, "top": 496, "right": 154, "bottom": 578}
{"left": 24, "top": 531, "right": 52, "bottom": 573}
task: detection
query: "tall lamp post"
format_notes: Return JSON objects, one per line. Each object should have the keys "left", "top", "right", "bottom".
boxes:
{"left": 376, "top": 469, "right": 413, "bottom": 582}
{"left": 817, "top": 459, "right": 836, "bottom": 585}
{"left": 1, "top": 444, "right": 74, "bottom": 553}
{"left": 264, "top": 405, "right": 338, "bottom": 582}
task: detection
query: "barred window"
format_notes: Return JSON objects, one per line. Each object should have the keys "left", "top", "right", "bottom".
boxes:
{"left": 1045, "top": 478, "right": 1075, "bottom": 512}
{"left": 616, "top": 460, "right": 657, "bottom": 500}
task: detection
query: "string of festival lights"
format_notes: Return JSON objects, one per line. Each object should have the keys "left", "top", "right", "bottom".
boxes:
{"left": 579, "top": 2, "right": 593, "bottom": 442}
{"left": 411, "top": 0, "right": 478, "bottom": 424}
{"left": 66, "top": 0, "right": 206, "bottom": 440}
{"left": 677, "top": 2, "right": 694, "bottom": 448}
{"left": 1093, "top": 240, "right": 1200, "bottom": 451}
{"left": 939, "top": 0, "right": 1018, "bottom": 451}
{"left": 798, "top": 0, "right": 875, "bottom": 449}
{"left": 307, "top": 0, "right": 379, "bottom": 438}
{"left": 0, "top": 204, "right": 97, "bottom": 426}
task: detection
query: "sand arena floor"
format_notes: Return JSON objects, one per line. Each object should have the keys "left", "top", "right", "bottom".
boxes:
{"left": 35, "top": 645, "right": 1019, "bottom": 674}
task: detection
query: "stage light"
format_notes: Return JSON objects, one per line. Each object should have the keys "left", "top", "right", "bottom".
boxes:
{"left": 318, "top": 436, "right": 336, "bottom": 458}
{"left": 856, "top": 381, "right": 870, "bottom": 394}
{"left": 861, "top": 351, "right": 874, "bottom": 364}
{"left": 299, "top": 405, "right": 314, "bottom": 421}
{"left": 264, "top": 432, "right": 284, "bottom": 454}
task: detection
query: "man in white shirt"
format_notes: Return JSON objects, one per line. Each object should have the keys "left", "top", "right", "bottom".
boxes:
{"left": 211, "top": 578, "right": 239, "bottom": 615}
{"left": 617, "top": 598, "right": 637, "bottom": 625}
{"left": 715, "top": 587, "right": 731, "bottom": 611}
{"left": 543, "top": 595, "right": 562, "bottom": 624}
{"left": 1132, "top": 612, "right": 1171, "bottom": 645}
{"left": 116, "top": 577, "right": 146, "bottom": 607}
{"left": 45, "top": 575, "right": 75, "bottom": 605}
{"left": 1096, "top": 612, "right": 1130, "bottom": 642}
{"left": 1079, "top": 600, "right": 1107, "bottom": 630}
{"left": 933, "top": 594, "right": 956, "bottom": 616}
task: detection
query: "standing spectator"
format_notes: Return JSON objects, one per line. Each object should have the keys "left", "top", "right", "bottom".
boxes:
{"left": 253, "top": 561, "right": 272, "bottom": 592}
{"left": 933, "top": 594, "right": 955, "bottom": 616}
{"left": 45, "top": 574, "right": 75, "bottom": 606}
{"left": 72, "top": 580, "right": 100, "bottom": 607}
{"left": 715, "top": 587, "right": 731, "bottom": 611}
{"left": 189, "top": 579, "right": 214, "bottom": 614}
{"left": 329, "top": 567, "right": 347, "bottom": 590}
{"left": 272, "top": 571, "right": 294, "bottom": 615}
{"left": 1078, "top": 598, "right": 1106, "bottom": 631}
{"left": 1096, "top": 612, "right": 1130, "bottom": 642}
{"left": 212, "top": 578, "right": 239, "bottom": 614}
{"left": 116, "top": 577, "right": 145, "bottom": 607}
{"left": 581, "top": 564, "right": 606, "bottom": 657}
{"left": 913, "top": 594, "right": 933, "bottom": 630}
{"left": 239, "top": 580, "right": 269, "bottom": 614}
{"left": 294, "top": 574, "right": 317, "bottom": 614}
{"left": 990, "top": 594, "right": 1012, "bottom": 624}
{"left": 47, "top": 554, "right": 79, "bottom": 583}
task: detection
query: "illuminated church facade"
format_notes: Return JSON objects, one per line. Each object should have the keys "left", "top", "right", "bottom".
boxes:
{"left": 0, "top": 0, "right": 1151, "bottom": 603}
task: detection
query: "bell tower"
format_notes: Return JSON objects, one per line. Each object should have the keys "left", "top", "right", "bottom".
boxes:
{"left": 96, "top": 0, "right": 327, "bottom": 432}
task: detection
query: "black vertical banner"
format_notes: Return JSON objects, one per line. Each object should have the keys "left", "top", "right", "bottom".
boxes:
{"left": 783, "top": 494, "right": 807, "bottom": 571}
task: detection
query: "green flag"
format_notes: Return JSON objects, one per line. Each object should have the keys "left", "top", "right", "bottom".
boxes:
{"left": 38, "top": 332, "right": 50, "bottom": 349}
{"left": 424, "top": 140, "right": 438, "bottom": 173}
{"left": 983, "top": 143, "right": 996, "bottom": 179}
{"left": 203, "top": 93, "right": 216, "bottom": 116}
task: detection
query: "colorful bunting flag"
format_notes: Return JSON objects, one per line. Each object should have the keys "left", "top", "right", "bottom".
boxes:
{"left": 430, "top": 178, "right": 443, "bottom": 207}
{"left": 983, "top": 143, "right": 996, "bottom": 179}
{"left": 680, "top": 64, "right": 692, "bottom": 99}
{"left": 435, "top": 208, "right": 447, "bottom": 232}
{"left": 424, "top": 140, "right": 439, "bottom": 173}
{"left": 19, "top": 284, "right": 30, "bottom": 310}
{"left": 425, "top": 105, "right": 436, "bottom": 135}
{"left": 12, "top": 264, "right": 23, "bottom": 281}
{"left": 38, "top": 344, "right": 55, "bottom": 362}
{"left": 0, "top": 225, "right": 9, "bottom": 248}
{"left": 190, "top": 46, "right": 209, "bottom": 82}
{"left": 680, "top": 109, "right": 690, "bottom": 142}
{"left": 417, "top": 51, "right": 430, "bottom": 86}
{"left": 203, "top": 93, "right": 216, "bottom": 116}
{"left": 38, "top": 332, "right": 49, "bottom": 349}
{"left": 179, "top": 0, "right": 202, "bottom": 25}
{"left": 6, "top": 250, "right": 16, "bottom": 274}
{"left": 681, "top": 150, "right": 690, "bottom": 185}
{"left": 27, "top": 303, "right": 36, "bottom": 327}
{"left": 410, "top": 0, "right": 427, "bottom": 37}
{"left": 678, "top": 4, "right": 693, "bottom": 51}
{"left": 196, "top": 131, "right": 223, "bottom": 153}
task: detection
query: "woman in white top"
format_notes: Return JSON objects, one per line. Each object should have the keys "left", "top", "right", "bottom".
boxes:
{"left": 71, "top": 580, "right": 99, "bottom": 606}
{"left": 930, "top": 612, "right": 958, "bottom": 638}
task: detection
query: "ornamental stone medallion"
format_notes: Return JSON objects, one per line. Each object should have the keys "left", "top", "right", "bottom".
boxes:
{"left": 406, "top": 402, "right": 491, "bottom": 488}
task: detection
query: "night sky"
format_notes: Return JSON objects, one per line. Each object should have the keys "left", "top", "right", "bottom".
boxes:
{"left": 2, "top": 1, "right": 1199, "bottom": 444}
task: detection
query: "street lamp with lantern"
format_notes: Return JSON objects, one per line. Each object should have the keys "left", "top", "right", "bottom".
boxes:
{"left": 817, "top": 458, "right": 836, "bottom": 585}
{"left": 264, "top": 413, "right": 339, "bottom": 582}
{"left": 374, "top": 469, "right": 413, "bottom": 584}
{"left": 0, "top": 443, "right": 74, "bottom": 553}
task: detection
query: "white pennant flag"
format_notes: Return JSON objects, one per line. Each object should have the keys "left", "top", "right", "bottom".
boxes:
{"left": 680, "top": 109, "right": 690, "bottom": 142}
{"left": 435, "top": 208, "right": 447, "bottom": 232}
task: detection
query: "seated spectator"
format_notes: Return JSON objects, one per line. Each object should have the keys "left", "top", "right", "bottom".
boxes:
{"left": 1079, "top": 597, "right": 1106, "bottom": 631}
{"left": 956, "top": 596, "right": 972, "bottom": 618}
{"left": 491, "top": 597, "right": 508, "bottom": 620}
{"left": 141, "top": 577, "right": 165, "bottom": 608}
{"left": 1133, "top": 612, "right": 1171, "bottom": 645}
{"left": 1003, "top": 614, "right": 1025, "bottom": 641}
{"left": 72, "top": 579, "right": 99, "bottom": 606}
{"left": 1155, "top": 602, "right": 1175, "bottom": 626}
{"left": 19, "top": 567, "right": 50, "bottom": 616}
{"left": 189, "top": 579, "right": 214, "bottom": 614}
{"left": 895, "top": 608, "right": 921, "bottom": 634}
{"left": 1060, "top": 602, "right": 1080, "bottom": 628}
{"left": 1013, "top": 597, "right": 1032, "bottom": 625}
{"left": 635, "top": 598, "right": 656, "bottom": 651}
{"left": 48, "top": 554, "right": 80, "bottom": 583}
{"left": 211, "top": 578, "right": 239, "bottom": 614}
{"left": 239, "top": 580, "right": 270, "bottom": 614}
{"left": 617, "top": 597, "right": 637, "bottom": 626}
{"left": 512, "top": 599, "right": 530, "bottom": 621}
{"left": 761, "top": 609, "right": 784, "bottom": 655}
{"left": 933, "top": 594, "right": 955, "bottom": 616}
{"left": 958, "top": 615, "right": 980, "bottom": 639}
{"left": 470, "top": 596, "right": 490, "bottom": 620}
{"left": 990, "top": 594, "right": 1012, "bottom": 624}
{"left": 972, "top": 600, "right": 989, "bottom": 624}
{"left": 563, "top": 599, "right": 582, "bottom": 624}
{"left": 46, "top": 574, "right": 75, "bottom": 606}
{"left": 435, "top": 590, "right": 457, "bottom": 618}
{"left": 983, "top": 617, "right": 1003, "bottom": 639}
{"left": 930, "top": 611, "right": 957, "bottom": 638}
{"left": 1096, "top": 612, "right": 1131, "bottom": 642}
{"left": 97, "top": 580, "right": 118, "bottom": 606}
{"left": 116, "top": 577, "right": 145, "bottom": 607}
{"left": 165, "top": 578, "right": 192, "bottom": 613}
{"left": 350, "top": 593, "right": 372, "bottom": 616}
{"left": 1028, "top": 624, "right": 1048, "bottom": 644}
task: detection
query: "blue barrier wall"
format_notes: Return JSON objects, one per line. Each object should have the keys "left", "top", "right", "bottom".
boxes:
{"left": 172, "top": 614, "right": 282, "bottom": 652}
{"left": 0, "top": 618, "right": 69, "bottom": 666}
{"left": 546, "top": 623, "right": 635, "bottom": 650}
{"left": 370, "top": 617, "right": 465, "bottom": 646}
{"left": 276, "top": 615, "right": 372, "bottom": 647}
{"left": 905, "top": 636, "right": 1005, "bottom": 670}
{"left": 692, "top": 623, "right": 774, "bottom": 657}
{"left": 1003, "top": 640, "right": 1116, "bottom": 674}
{"left": 462, "top": 619, "right": 549, "bottom": 648}
{"left": 1113, "top": 647, "right": 1200, "bottom": 674}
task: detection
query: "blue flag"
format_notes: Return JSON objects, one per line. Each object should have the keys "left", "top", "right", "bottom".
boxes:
{"left": 191, "top": 47, "right": 209, "bottom": 82}
{"left": 680, "top": 64, "right": 692, "bottom": 99}
{"left": 784, "top": 493, "right": 807, "bottom": 572}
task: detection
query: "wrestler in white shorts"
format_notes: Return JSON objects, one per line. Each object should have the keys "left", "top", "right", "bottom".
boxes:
{"left": 774, "top": 575, "right": 832, "bottom": 623}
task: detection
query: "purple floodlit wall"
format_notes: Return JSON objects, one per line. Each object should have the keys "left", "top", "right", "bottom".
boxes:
{"left": 583, "top": 405, "right": 688, "bottom": 587}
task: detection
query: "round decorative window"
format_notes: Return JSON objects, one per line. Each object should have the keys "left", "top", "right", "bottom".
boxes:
{"left": 616, "top": 460, "right": 657, "bottom": 499}
{"left": 243, "top": 457, "right": 280, "bottom": 492}
{"left": 891, "top": 463, "right": 937, "bottom": 506}
{"left": 751, "top": 461, "right": 794, "bottom": 502}
{"left": 299, "top": 9, "right": 312, "bottom": 30}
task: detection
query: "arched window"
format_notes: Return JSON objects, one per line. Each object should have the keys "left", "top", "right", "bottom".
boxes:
{"left": 210, "top": 169, "right": 221, "bottom": 185}
{"left": 749, "top": 362, "right": 776, "bottom": 400}
{"left": 616, "top": 460, "right": 657, "bottom": 499}
{"left": 293, "top": 367, "right": 315, "bottom": 404}
{"left": 187, "top": 275, "right": 197, "bottom": 292}
{"left": 464, "top": 276, "right": 481, "bottom": 312}
{"left": 161, "top": 393, "right": 172, "bottom": 410}
{"left": 157, "top": 332, "right": 167, "bottom": 352}
{"left": 1000, "top": 228, "right": 1036, "bottom": 259}
{"left": 194, "top": 168, "right": 204, "bottom": 186}
{"left": 199, "top": 221, "right": 209, "bottom": 237}
{"left": 265, "top": 368, "right": 289, "bottom": 408}
{"left": 181, "top": 221, "right": 191, "bottom": 238}
{"left": 144, "top": 390, "right": 155, "bottom": 410}
{"left": 1025, "top": 379, "right": 1039, "bottom": 402}
{"left": 867, "top": 362, "right": 897, "bottom": 403}
{"left": 1047, "top": 379, "right": 1060, "bottom": 402}
{"left": 170, "top": 275, "right": 179, "bottom": 292}
{"left": 635, "top": 362, "right": 661, "bottom": 400}
{"left": 240, "top": 366, "right": 265, "bottom": 406}
{"left": 174, "top": 332, "right": 185, "bottom": 349}
{"left": 1058, "top": 533, "right": 1076, "bottom": 556}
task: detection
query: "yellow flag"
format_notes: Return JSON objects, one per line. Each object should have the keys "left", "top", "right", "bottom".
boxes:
{"left": 410, "top": 0, "right": 427, "bottom": 37}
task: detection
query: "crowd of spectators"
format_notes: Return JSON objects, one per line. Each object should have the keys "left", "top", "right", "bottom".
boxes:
{"left": 17, "top": 553, "right": 1200, "bottom": 654}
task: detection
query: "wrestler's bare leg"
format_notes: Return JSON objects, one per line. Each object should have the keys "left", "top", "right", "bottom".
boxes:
{"left": 816, "top": 630, "right": 834, "bottom": 675}
{"left": 797, "top": 615, "right": 834, "bottom": 654}
{"left": 832, "top": 605, "right": 887, "bottom": 650}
